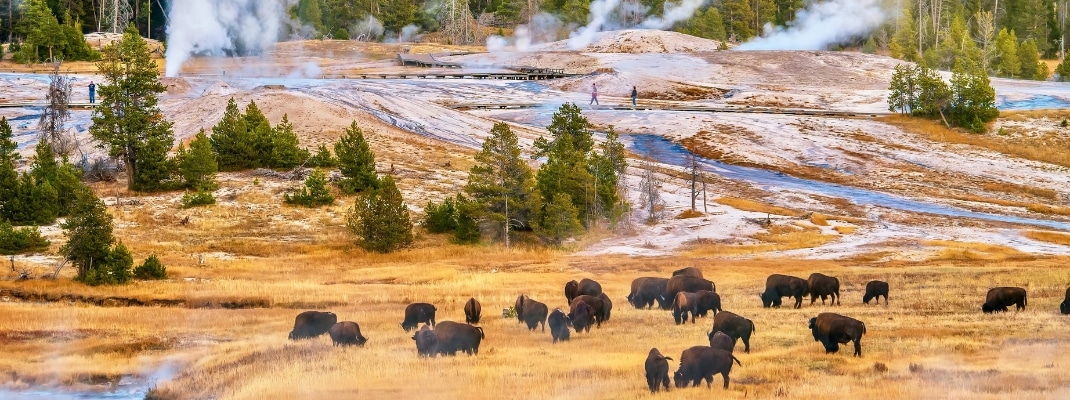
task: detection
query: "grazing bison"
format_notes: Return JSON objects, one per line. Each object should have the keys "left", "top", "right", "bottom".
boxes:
{"left": 597, "top": 293, "right": 613, "bottom": 321}
{"left": 629, "top": 277, "right": 670, "bottom": 309}
{"left": 982, "top": 287, "right": 1027, "bottom": 313}
{"left": 709, "top": 311, "right": 755, "bottom": 353}
{"left": 807, "top": 273, "right": 841, "bottom": 306}
{"left": 515, "top": 294, "right": 549, "bottom": 331}
{"left": 863, "top": 280, "right": 889, "bottom": 305}
{"left": 808, "top": 313, "right": 866, "bottom": 357}
{"left": 568, "top": 301, "right": 596, "bottom": 333}
{"left": 695, "top": 290, "right": 722, "bottom": 317}
{"left": 548, "top": 309, "right": 571, "bottom": 343}
{"left": 565, "top": 279, "right": 603, "bottom": 303}
{"left": 645, "top": 348, "right": 673, "bottom": 393}
{"left": 571, "top": 295, "right": 607, "bottom": 326}
{"left": 328, "top": 321, "right": 368, "bottom": 347}
{"left": 660, "top": 276, "right": 716, "bottom": 310}
{"left": 432, "top": 321, "right": 485, "bottom": 356}
{"left": 672, "top": 266, "right": 704, "bottom": 279}
{"left": 1062, "top": 287, "right": 1070, "bottom": 315}
{"left": 760, "top": 274, "right": 808, "bottom": 309}
{"left": 673, "top": 292, "right": 699, "bottom": 325}
{"left": 412, "top": 324, "right": 438, "bottom": 357}
{"left": 400, "top": 303, "right": 437, "bottom": 332}
{"left": 564, "top": 280, "right": 579, "bottom": 303}
{"left": 708, "top": 331, "right": 735, "bottom": 353}
{"left": 673, "top": 346, "right": 741, "bottom": 389}
{"left": 464, "top": 297, "right": 482, "bottom": 324}
{"left": 288, "top": 311, "right": 337, "bottom": 340}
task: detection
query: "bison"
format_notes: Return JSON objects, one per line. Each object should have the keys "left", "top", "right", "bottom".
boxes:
{"left": 568, "top": 300, "right": 596, "bottom": 333}
{"left": 288, "top": 311, "right": 337, "bottom": 340}
{"left": 629, "top": 277, "right": 669, "bottom": 309}
{"left": 597, "top": 293, "right": 613, "bottom": 321}
{"left": 548, "top": 308, "right": 571, "bottom": 343}
{"left": 808, "top": 313, "right": 866, "bottom": 357}
{"left": 695, "top": 290, "right": 722, "bottom": 317}
{"left": 673, "top": 292, "right": 699, "bottom": 325}
{"left": 672, "top": 266, "right": 704, "bottom": 279}
{"left": 645, "top": 348, "right": 673, "bottom": 393}
{"left": 1062, "top": 287, "right": 1070, "bottom": 315}
{"left": 565, "top": 278, "right": 602, "bottom": 303}
{"left": 515, "top": 294, "right": 549, "bottom": 331}
{"left": 328, "top": 321, "right": 368, "bottom": 347}
{"left": 564, "top": 280, "right": 579, "bottom": 303}
{"left": 660, "top": 275, "right": 715, "bottom": 310}
{"left": 464, "top": 297, "right": 482, "bottom": 324}
{"left": 863, "top": 280, "right": 889, "bottom": 305}
{"left": 571, "top": 295, "right": 606, "bottom": 326}
{"left": 412, "top": 324, "right": 438, "bottom": 357}
{"left": 982, "top": 287, "right": 1027, "bottom": 313}
{"left": 807, "top": 273, "right": 841, "bottom": 306}
{"left": 432, "top": 321, "right": 485, "bottom": 356}
{"left": 708, "top": 331, "right": 735, "bottom": 353}
{"left": 401, "top": 303, "right": 437, "bottom": 332}
{"left": 673, "top": 346, "right": 741, "bottom": 389}
{"left": 760, "top": 274, "right": 808, "bottom": 309}
{"left": 709, "top": 311, "right": 755, "bottom": 353}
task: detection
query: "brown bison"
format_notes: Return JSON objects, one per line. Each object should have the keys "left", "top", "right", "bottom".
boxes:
{"left": 695, "top": 290, "right": 722, "bottom": 317}
{"left": 328, "top": 321, "right": 368, "bottom": 347}
{"left": 709, "top": 311, "right": 755, "bottom": 353}
{"left": 400, "top": 303, "right": 437, "bottom": 332}
{"left": 673, "top": 292, "right": 699, "bottom": 325}
{"left": 672, "top": 266, "right": 704, "bottom": 279}
{"left": 564, "top": 280, "right": 579, "bottom": 303}
{"left": 565, "top": 278, "right": 603, "bottom": 303}
{"left": 760, "top": 274, "right": 808, "bottom": 309}
{"left": 548, "top": 308, "right": 571, "bottom": 343}
{"left": 629, "top": 277, "right": 670, "bottom": 309}
{"left": 571, "top": 295, "right": 606, "bottom": 326}
{"left": 982, "top": 287, "right": 1027, "bottom": 313}
{"left": 673, "top": 346, "right": 741, "bottom": 389}
{"left": 708, "top": 331, "right": 735, "bottom": 353}
{"left": 660, "top": 275, "right": 716, "bottom": 310}
{"left": 863, "top": 280, "right": 889, "bottom": 305}
{"left": 515, "top": 294, "right": 549, "bottom": 331}
{"left": 412, "top": 324, "right": 438, "bottom": 357}
{"left": 597, "top": 293, "right": 613, "bottom": 321}
{"left": 288, "top": 311, "right": 337, "bottom": 340}
{"left": 1062, "top": 287, "right": 1070, "bottom": 315}
{"left": 464, "top": 297, "right": 482, "bottom": 324}
{"left": 807, "top": 273, "right": 841, "bottom": 306}
{"left": 568, "top": 300, "right": 595, "bottom": 333}
{"left": 808, "top": 313, "right": 866, "bottom": 357}
{"left": 432, "top": 321, "right": 485, "bottom": 356}
{"left": 645, "top": 348, "right": 673, "bottom": 393}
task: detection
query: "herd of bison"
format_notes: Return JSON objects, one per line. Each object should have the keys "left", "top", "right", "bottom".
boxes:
{"left": 286, "top": 266, "right": 1070, "bottom": 392}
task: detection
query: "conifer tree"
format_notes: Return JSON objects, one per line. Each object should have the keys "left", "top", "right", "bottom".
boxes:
{"left": 0, "top": 118, "right": 18, "bottom": 220}
{"left": 949, "top": 65, "right": 998, "bottom": 133}
{"left": 1017, "top": 38, "right": 1043, "bottom": 80}
{"left": 889, "top": 7, "right": 917, "bottom": 61}
{"left": 535, "top": 192, "right": 582, "bottom": 245}
{"left": 285, "top": 169, "right": 335, "bottom": 207}
{"left": 1056, "top": 53, "right": 1070, "bottom": 81}
{"left": 19, "top": 0, "right": 64, "bottom": 62}
{"left": 62, "top": 189, "right": 115, "bottom": 282}
{"left": 269, "top": 115, "right": 308, "bottom": 168}
{"left": 210, "top": 98, "right": 257, "bottom": 171}
{"left": 465, "top": 122, "right": 539, "bottom": 244}
{"left": 335, "top": 121, "right": 379, "bottom": 194}
{"left": 347, "top": 175, "right": 413, "bottom": 253}
{"left": 888, "top": 64, "right": 918, "bottom": 114}
{"left": 994, "top": 28, "right": 1021, "bottom": 77}
{"left": 179, "top": 130, "right": 218, "bottom": 191}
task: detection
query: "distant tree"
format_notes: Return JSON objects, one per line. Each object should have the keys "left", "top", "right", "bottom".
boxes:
{"left": 914, "top": 66, "right": 951, "bottom": 123}
{"left": 888, "top": 64, "right": 918, "bottom": 114}
{"left": 83, "top": 241, "right": 133, "bottom": 286}
{"left": 178, "top": 130, "right": 218, "bottom": 192}
{"left": 90, "top": 26, "right": 175, "bottom": 192}
{"left": 62, "top": 189, "right": 115, "bottom": 282}
{"left": 40, "top": 62, "right": 75, "bottom": 155}
{"left": 423, "top": 196, "right": 458, "bottom": 233}
{"left": 676, "top": 6, "right": 726, "bottom": 41}
{"left": 452, "top": 193, "right": 481, "bottom": 244}
{"left": 889, "top": 7, "right": 917, "bottom": 61}
{"left": 268, "top": 115, "right": 309, "bottom": 169}
{"left": 560, "top": 0, "right": 590, "bottom": 25}
{"left": 347, "top": 175, "right": 413, "bottom": 253}
{"left": 0, "top": 118, "right": 19, "bottom": 220}
{"left": 307, "top": 144, "right": 337, "bottom": 168}
{"left": 210, "top": 99, "right": 257, "bottom": 171}
{"left": 534, "top": 192, "right": 582, "bottom": 245}
{"left": 637, "top": 158, "right": 664, "bottom": 224}
{"left": 721, "top": 0, "right": 754, "bottom": 41}
{"left": 29, "top": 141, "right": 84, "bottom": 215}
{"left": 284, "top": 169, "right": 335, "bottom": 207}
{"left": 588, "top": 127, "right": 627, "bottom": 222}
{"left": 133, "top": 254, "right": 167, "bottom": 280}
{"left": 1017, "top": 38, "right": 1043, "bottom": 80}
{"left": 862, "top": 36, "right": 877, "bottom": 54}
{"left": 381, "top": 0, "right": 417, "bottom": 34}
{"left": 993, "top": 28, "right": 1021, "bottom": 77}
{"left": 0, "top": 222, "right": 49, "bottom": 255}
{"left": 465, "top": 122, "right": 539, "bottom": 245}
{"left": 18, "top": 0, "right": 64, "bottom": 62}
{"left": 296, "top": 0, "right": 325, "bottom": 32}
{"left": 335, "top": 121, "right": 379, "bottom": 194}
{"left": 1056, "top": 52, "right": 1070, "bottom": 81}
{"left": 948, "top": 65, "right": 999, "bottom": 133}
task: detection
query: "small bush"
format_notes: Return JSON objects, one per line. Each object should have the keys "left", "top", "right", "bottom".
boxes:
{"left": 133, "top": 254, "right": 167, "bottom": 280}
{"left": 84, "top": 242, "right": 133, "bottom": 286}
{"left": 423, "top": 197, "right": 457, "bottom": 233}
{"left": 306, "top": 144, "right": 337, "bottom": 168}
{"left": 285, "top": 169, "right": 335, "bottom": 207}
{"left": 1061, "top": 119, "right": 1068, "bottom": 128}
{"left": 0, "top": 222, "right": 50, "bottom": 255}
{"left": 181, "top": 191, "right": 216, "bottom": 208}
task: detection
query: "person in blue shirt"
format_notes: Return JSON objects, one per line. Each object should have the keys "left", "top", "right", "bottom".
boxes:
{"left": 88, "top": 81, "right": 96, "bottom": 104}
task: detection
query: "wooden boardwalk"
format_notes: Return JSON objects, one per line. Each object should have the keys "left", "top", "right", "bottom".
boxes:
{"left": 0, "top": 102, "right": 95, "bottom": 109}
{"left": 449, "top": 103, "right": 890, "bottom": 118}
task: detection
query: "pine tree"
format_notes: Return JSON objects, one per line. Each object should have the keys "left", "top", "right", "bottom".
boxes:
{"left": 269, "top": 115, "right": 309, "bottom": 168}
{"left": 721, "top": 0, "right": 754, "bottom": 41}
{"left": 19, "top": 0, "right": 65, "bottom": 62}
{"left": 890, "top": 7, "right": 917, "bottom": 61}
{"left": 29, "top": 141, "right": 83, "bottom": 215}
{"left": 210, "top": 98, "right": 257, "bottom": 171}
{"left": 0, "top": 117, "right": 18, "bottom": 221}
{"left": 423, "top": 196, "right": 458, "bottom": 233}
{"left": 307, "top": 144, "right": 337, "bottom": 168}
{"left": 994, "top": 28, "right": 1022, "bottom": 77}
{"left": 381, "top": 0, "right": 417, "bottom": 34}
{"left": 914, "top": 66, "right": 951, "bottom": 121}
{"left": 90, "top": 26, "right": 175, "bottom": 192}
{"left": 888, "top": 64, "right": 918, "bottom": 114}
{"left": 179, "top": 130, "right": 218, "bottom": 191}
{"left": 347, "top": 175, "right": 414, "bottom": 253}
{"left": 465, "top": 122, "right": 539, "bottom": 244}
{"left": 1056, "top": 52, "right": 1070, "bottom": 81}
{"left": 560, "top": 0, "right": 590, "bottom": 25}
{"left": 949, "top": 64, "right": 999, "bottom": 132}
{"left": 133, "top": 254, "right": 167, "bottom": 280}
{"left": 335, "top": 121, "right": 379, "bottom": 194}
{"left": 243, "top": 101, "right": 275, "bottom": 166}
{"left": 1018, "top": 38, "right": 1042, "bottom": 80}
{"left": 453, "top": 193, "right": 481, "bottom": 244}
{"left": 62, "top": 189, "right": 115, "bottom": 282}
{"left": 535, "top": 192, "right": 582, "bottom": 245}
{"left": 677, "top": 7, "right": 726, "bottom": 41}
{"left": 284, "top": 169, "right": 335, "bottom": 207}
{"left": 297, "top": 0, "right": 325, "bottom": 32}
{"left": 589, "top": 127, "right": 626, "bottom": 223}
{"left": 534, "top": 103, "right": 602, "bottom": 225}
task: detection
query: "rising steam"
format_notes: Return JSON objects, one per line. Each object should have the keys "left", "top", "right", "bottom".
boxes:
{"left": 640, "top": 0, "right": 709, "bottom": 29}
{"left": 736, "top": 0, "right": 887, "bottom": 50}
{"left": 566, "top": 0, "right": 622, "bottom": 49}
{"left": 165, "top": 0, "right": 290, "bottom": 77}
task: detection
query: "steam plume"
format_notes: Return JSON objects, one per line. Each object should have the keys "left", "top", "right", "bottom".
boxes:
{"left": 640, "top": 0, "right": 709, "bottom": 29}
{"left": 567, "top": 0, "right": 622, "bottom": 50}
{"left": 165, "top": 0, "right": 290, "bottom": 77}
{"left": 736, "top": 0, "right": 886, "bottom": 50}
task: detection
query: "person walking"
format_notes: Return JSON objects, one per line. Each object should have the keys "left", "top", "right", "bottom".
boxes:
{"left": 88, "top": 81, "right": 96, "bottom": 104}
{"left": 631, "top": 86, "right": 637, "bottom": 106}
{"left": 590, "top": 83, "right": 599, "bottom": 106}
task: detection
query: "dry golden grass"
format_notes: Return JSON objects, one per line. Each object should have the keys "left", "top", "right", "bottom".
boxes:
{"left": 687, "top": 224, "right": 839, "bottom": 256}
{"left": 715, "top": 197, "right": 804, "bottom": 217}
{"left": 675, "top": 209, "right": 704, "bottom": 219}
{"left": 947, "top": 193, "right": 1070, "bottom": 217}
{"left": 884, "top": 115, "right": 1070, "bottom": 168}
{"left": 833, "top": 225, "right": 857, "bottom": 234}
{"left": 810, "top": 213, "right": 829, "bottom": 226}
{"left": 981, "top": 182, "right": 1058, "bottom": 200}
{"left": 923, "top": 240, "right": 1035, "bottom": 262}
{"left": 1023, "top": 230, "right": 1070, "bottom": 246}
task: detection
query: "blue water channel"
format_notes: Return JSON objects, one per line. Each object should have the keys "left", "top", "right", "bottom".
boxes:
{"left": 623, "top": 134, "right": 1070, "bottom": 231}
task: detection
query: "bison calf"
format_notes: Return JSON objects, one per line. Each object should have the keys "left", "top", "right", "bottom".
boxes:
{"left": 401, "top": 303, "right": 437, "bottom": 332}
{"left": 708, "top": 331, "right": 735, "bottom": 353}
{"left": 464, "top": 297, "right": 482, "bottom": 324}
{"left": 863, "top": 280, "right": 889, "bottom": 305}
{"left": 982, "top": 287, "right": 1027, "bottom": 313}
{"left": 673, "top": 346, "right": 741, "bottom": 389}
{"left": 673, "top": 292, "right": 698, "bottom": 325}
{"left": 808, "top": 313, "right": 866, "bottom": 357}
{"left": 288, "top": 311, "right": 337, "bottom": 340}
{"left": 709, "top": 311, "right": 755, "bottom": 353}
{"left": 645, "top": 348, "right": 673, "bottom": 393}
{"left": 328, "top": 321, "right": 368, "bottom": 347}
{"left": 548, "top": 308, "right": 571, "bottom": 343}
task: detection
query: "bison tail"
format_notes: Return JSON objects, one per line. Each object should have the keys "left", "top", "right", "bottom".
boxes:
{"left": 731, "top": 354, "right": 742, "bottom": 366}
{"left": 750, "top": 320, "right": 756, "bottom": 334}
{"left": 663, "top": 356, "right": 673, "bottom": 361}
{"left": 862, "top": 322, "right": 867, "bottom": 335}
{"left": 476, "top": 326, "right": 485, "bottom": 339}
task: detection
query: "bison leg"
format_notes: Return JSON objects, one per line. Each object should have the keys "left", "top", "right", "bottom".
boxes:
{"left": 662, "top": 373, "right": 671, "bottom": 391}
{"left": 810, "top": 294, "right": 817, "bottom": 305}
{"left": 793, "top": 296, "right": 802, "bottom": 309}
{"left": 741, "top": 334, "right": 751, "bottom": 353}
{"left": 721, "top": 371, "right": 730, "bottom": 389}
{"left": 853, "top": 338, "right": 862, "bottom": 357}
{"left": 647, "top": 374, "right": 657, "bottom": 393}
{"left": 703, "top": 374, "right": 713, "bottom": 389}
